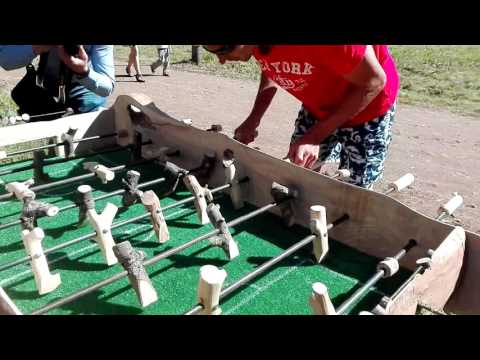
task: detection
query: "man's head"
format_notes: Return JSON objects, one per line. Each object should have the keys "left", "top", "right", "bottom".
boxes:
{"left": 202, "top": 45, "right": 255, "bottom": 64}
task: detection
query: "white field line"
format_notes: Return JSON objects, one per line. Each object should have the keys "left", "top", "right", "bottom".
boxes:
{"left": 0, "top": 208, "right": 188, "bottom": 287}
{"left": 222, "top": 257, "right": 388, "bottom": 314}
{"left": 223, "top": 258, "right": 311, "bottom": 315}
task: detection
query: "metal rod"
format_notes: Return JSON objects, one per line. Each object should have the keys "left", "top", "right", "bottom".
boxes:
{"left": 337, "top": 273, "right": 385, "bottom": 315}
{"left": 31, "top": 193, "right": 276, "bottom": 315}
{"left": 2, "top": 132, "right": 118, "bottom": 159}
{"left": 184, "top": 214, "right": 350, "bottom": 315}
{"left": 184, "top": 182, "right": 421, "bottom": 315}
{"left": 30, "top": 271, "right": 129, "bottom": 315}
{"left": 335, "top": 239, "right": 417, "bottom": 315}
{"left": 30, "top": 110, "right": 70, "bottom": 119}
{"left": 0, "top": 141, "right": 152, "bottom": 177}
{"left": 6, "top": 143, "right": 59, "bottom": 157}
{"left": 381, "top": 209, "right": 448, "bottom": 303}
{"left": 384, "top": 187, "right": 395, "bottom": 196}
{"left": 0, "top": 176, "right": 166, "bottom": 231}
{"left": 19, "top": 165, "right": 125, "bottom": 193}
{"left": 0, "top": 159, "right": 155, "bottom": 201}
{"left": 0, "top": 183, "right": 234, "bottom": 273}
{"left": 436, "top": 212, "right": 447, "bottom": 222}
{"left": 0, "top": 219, "right": 22, "bottom": 231}
{"left": 389, "top": 264, "right": 424, "bottom": 301}
{"left": 72, "top": 133, "right": 117, "bottom": 144}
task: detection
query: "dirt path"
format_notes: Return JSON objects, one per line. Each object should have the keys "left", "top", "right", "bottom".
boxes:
{"left": 2, "top": 65, "right": 479, "bottom": 233}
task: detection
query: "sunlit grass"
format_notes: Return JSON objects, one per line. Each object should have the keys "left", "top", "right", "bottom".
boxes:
{"left": 116, "top": 45, "right": 480, "bottom": 117}
{"left": 2, "top": 45, "right": 478, "bottom": 119}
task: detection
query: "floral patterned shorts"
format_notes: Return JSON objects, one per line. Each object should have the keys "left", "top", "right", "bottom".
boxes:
{"left": 291, "top": 104, "right": 396, "bottom": 188}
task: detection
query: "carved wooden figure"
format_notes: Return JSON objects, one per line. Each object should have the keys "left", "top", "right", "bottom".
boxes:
{"left": 222, "top": 153, "right": 244, "bottom": 210}
{"left": 183, "top": 174, "right": 213, "bottom": 225}
{"left": 20, "top": 195, "right": 59, "bottom": 231}
{"left": 310, "top": 205, "right": 329, "bottom": 263}
{"left": 310, "top": 282, "right": 336, "bottom": 315}
{"left": 85, "top": 202, "right": 119, "bottom": 266}
{"left": 60, "top": 127, "right": 78, "bottom": 158}
{"left": 5, "top": 179, "right": 35, "bottom": 201}
{"left": 197, "top": 265, "right": 227, "bottom": 315}
{"left": 21, "top": 227, "right": 61, "bottom": 295}
{"left": 207, "top": 203, "right": 239, "bottom": 260}
{"left": 113, "top": 241, "right": 158, "bottom": 307}
{"left": 83, "top": 162, "right": 115, "bottom": 184}
{"left": 76, "top": 185, "right": 96, "bottom": 227}
{"left": 141, "top": 190, "right": 170, "bottom": 243}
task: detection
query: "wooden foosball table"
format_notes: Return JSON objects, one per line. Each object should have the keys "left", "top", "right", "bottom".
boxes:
{"left": 0, "top": 94, "right": 478, "bottom": 315}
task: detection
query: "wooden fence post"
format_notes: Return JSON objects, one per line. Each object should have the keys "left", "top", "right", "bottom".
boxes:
{"left": 192, "top": 45, "right": 201, "bottom": 65}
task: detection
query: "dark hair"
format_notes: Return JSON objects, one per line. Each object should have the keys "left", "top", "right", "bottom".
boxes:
{"left": 63, "top": 45, "right": 80, "bottom": 56}
{"left": 258, "top": 45, "right": 272, "bottom": 55}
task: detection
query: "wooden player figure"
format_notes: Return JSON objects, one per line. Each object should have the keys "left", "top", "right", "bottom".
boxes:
{"left": 113, "top": 241, "right": 158, "bottom": 307}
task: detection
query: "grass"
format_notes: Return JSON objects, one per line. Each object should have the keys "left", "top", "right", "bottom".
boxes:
{"left": 0, "top": 150, "right": 413, "bottom": 315}
{"left": 2, "top": 45, "right": 479, "bottom": 120}
{"left": 1, "top": 46, "right": 463, "bottom": 315}
{"left": 390, "top": 45, "right": 480, "bottom": 117}
{"left": 0, "top": 137, "right": 442, "bottom": 316}
{"left": 116, "top": 45, "right": 480, "bottom": 117}
{"left": 115, "top": 45, "right": 261, "bottom": 80}
{"left": 0, "top": 88, "right": 17, "bottom": 118}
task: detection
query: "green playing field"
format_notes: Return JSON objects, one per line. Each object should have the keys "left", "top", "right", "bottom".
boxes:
{"left": 0, "top": 149, "right": 411, "bottom": 315}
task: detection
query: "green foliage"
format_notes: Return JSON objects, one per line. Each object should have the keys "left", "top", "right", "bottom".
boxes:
{"left": 2, "top": 46, "right": 478, "bottom": 120}
{"left": 115, "top": 45, "right": 480, "bottom": 117}
{"left": 390, "top": 45, "right": 480, "bottom": 117}
{"left": 0, "top": 88, "right": 18, "bottom": 119}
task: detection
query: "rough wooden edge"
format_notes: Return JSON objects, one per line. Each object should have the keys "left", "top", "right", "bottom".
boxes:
{"left": 2, "top": 93, "right": 477, "bottom": 314}
{"left": 445, "top": 230, "right": 480, "bottom": 314}
{"left": 380, "top": 226, "right": 465, "bottom": 314}
{"left": 114, "top": 94, "right": 476, "bottom": 313}
{"left": 0, "top": 287, "right": 22, "bottom": 315}
{"left": 0, "top": 109, "right": 116, "bottom": 156}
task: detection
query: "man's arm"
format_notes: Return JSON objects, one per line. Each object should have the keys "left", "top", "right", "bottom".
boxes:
{"left": 296, "top": 45, "right": 386, "bottom": 146}
{"left": 0, "top": 45, "right": 37, "bottom": 70}
{"left": 74, "top": 45, "right": 115, "bottom": 97}
{"left": 248, "top": 71, "right": 278, "bottom": 122}
{"left": 234, "top": 72, "right": 278, "bottom": 144}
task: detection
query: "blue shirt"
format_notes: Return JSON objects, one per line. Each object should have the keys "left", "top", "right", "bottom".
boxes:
{"left": 0, "top": 45, "right": 115, "bottom": 97}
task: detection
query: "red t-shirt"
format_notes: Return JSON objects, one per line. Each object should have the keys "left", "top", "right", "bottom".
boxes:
{"left": 252, "top": 45, "right": 399, "bottom": 127}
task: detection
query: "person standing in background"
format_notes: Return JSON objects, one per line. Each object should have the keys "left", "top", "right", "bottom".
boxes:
{"left": 126, "top": 45, "right": 145, "bottom": 82}
{"left": 150, "top": 45, "right": 170, "bottom": 76}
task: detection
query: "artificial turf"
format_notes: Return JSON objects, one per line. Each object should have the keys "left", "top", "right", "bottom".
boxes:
{"left": 0, "top": 149, "right": 411, "bottom": 315}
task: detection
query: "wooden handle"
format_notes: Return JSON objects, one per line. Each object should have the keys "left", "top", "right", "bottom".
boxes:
{"left": 438, "top": 192, "right": 463, "bottom": 216}
{"left": 197, "top": 265, "right": 227, "bottom": 315}
{"left": 310, "top": 282, "right": 336, "bottom": 315}
{"left": 389, "top": 173, "right": 415, "bottom": 192}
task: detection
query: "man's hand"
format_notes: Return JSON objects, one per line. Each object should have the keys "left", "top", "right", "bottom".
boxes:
{"left": 58, "top": 45, "right": 89, "bottom": 76}
{"left": 233, "top": 117, "right": 260, "bottom": 145}
{"left": 288, "top": 142, "right": 320, "bottom": 169}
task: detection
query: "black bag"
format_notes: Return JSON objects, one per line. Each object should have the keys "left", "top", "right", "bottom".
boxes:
{"left": 11, "top": 53, "right": 69, "bottom": 122}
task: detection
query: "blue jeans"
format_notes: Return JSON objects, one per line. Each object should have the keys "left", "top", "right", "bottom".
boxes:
{"left": 67, "top": 86, "right": 107, "bottom": 114}
{"left": 291, "top": 104, "right": 396, "bottom": 188}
